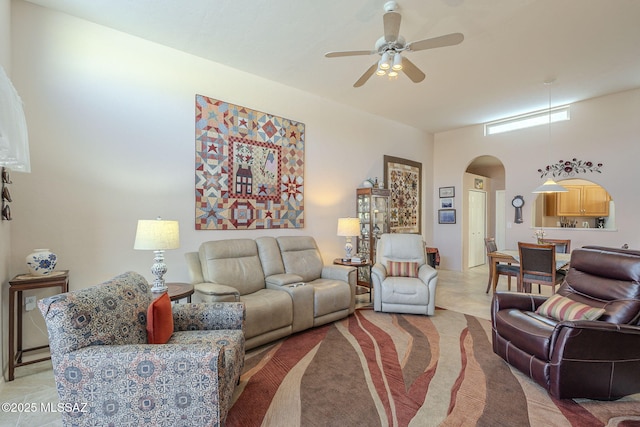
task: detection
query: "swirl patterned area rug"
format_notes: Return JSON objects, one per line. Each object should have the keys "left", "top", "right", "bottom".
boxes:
{"left": 226, "top": 308, "right": 640, "bottom": 427}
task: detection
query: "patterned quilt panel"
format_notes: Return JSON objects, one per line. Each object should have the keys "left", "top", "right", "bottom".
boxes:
{"left": 195, "top": 95, "right": 305, "bottom": 229}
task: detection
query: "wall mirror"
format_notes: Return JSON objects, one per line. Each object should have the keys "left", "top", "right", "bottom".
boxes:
{"left": 532, "top": 178, "right": 615, "bottom": 229}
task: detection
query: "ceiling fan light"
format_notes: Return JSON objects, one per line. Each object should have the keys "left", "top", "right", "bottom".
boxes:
{"left": 379, "top": 52, "right": 391, "bottom": 70}
{"left": 388, "top": 70, "right": 399, "bottom": 78}
{"left": 376, "top": 66, "right": 386, "bottom": 76}
{"left": 392, "top": 53, "right": 403, "bottom": 71}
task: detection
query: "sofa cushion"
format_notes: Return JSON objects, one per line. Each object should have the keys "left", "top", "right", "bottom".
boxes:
{"left": 308, "top": 278, "right": 351, "bottom": 317}
{"left": 240, "top": 289, "right": 293, "bottom": 339}
{"left": 277, "top": 236, "right": 323, "bottom": 282}
{"left": 379, "top": 276, "right": 429, "bottom": 306}
{"left": 387, "top": 261, "right": 419, "bottom": 278}
{"left": 199, "top": 239, "right": 265, "bottom": 295}
{"left": 535, "top": 294, "right": 605, "bottom": 321}
{"left": 147, "top": 293, "right": 174, "bottom": 344}
{"left": 493, "top": 308, "right": 556, "bottom": 361}
{"left": 256, "top": 236, "right": 285, "bottom": 277}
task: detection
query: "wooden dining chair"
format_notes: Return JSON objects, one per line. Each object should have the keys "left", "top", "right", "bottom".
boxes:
{"left": 540, "top": 239, "right": 571, "bottom": 254}
{"left": 485, "top": 237, "right": 519, "bottom": 293}
{"left": 517, "top": 242, "right": 566, "bottom": 294}
{"left": 537, "top": 239, "right": 571, "bottom": 292}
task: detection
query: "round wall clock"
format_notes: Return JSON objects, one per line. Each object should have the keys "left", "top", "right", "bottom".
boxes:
{"left": 512, "top": 195, "right": 524, "bottom": 224}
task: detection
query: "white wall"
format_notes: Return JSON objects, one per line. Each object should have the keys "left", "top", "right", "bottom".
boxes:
{"left": 434, "top": 88, "right": 640, "bottom": 270}
{"left": 5, "top": 2, "right": 433, "bottom": 362}
{"left": 0, "top": 0, "right": 11, "bottom": 385}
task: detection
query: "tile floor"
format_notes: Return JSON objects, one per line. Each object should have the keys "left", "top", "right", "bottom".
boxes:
{"left": 0, "top": 264, "right": 531, "bottom": 427}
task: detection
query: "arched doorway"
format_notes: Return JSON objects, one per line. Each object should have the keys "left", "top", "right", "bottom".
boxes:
{"left": 463, "top": 155, "right": 506, "bottom": 269}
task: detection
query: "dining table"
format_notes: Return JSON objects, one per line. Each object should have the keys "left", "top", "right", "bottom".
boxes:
{"left": 488, "top": 249, "right": 571, "bottom": 293}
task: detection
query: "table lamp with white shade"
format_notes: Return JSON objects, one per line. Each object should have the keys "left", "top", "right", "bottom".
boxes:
{"left": 337, "top": 217, "right": 361, "bottom": 261}
{"left": 134, "top": 217, "right": 180, "bottom": 293}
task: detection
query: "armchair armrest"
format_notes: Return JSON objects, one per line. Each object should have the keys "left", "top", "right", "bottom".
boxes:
{"left": 173, "top": 302, "right": 245, "bottom": 331}
{"left": 549, "top": 321, "right": 640, "bottom": 399}
{"left": 417, "top": 264, "right": 437, "bottom": 284}
{"left": 491, "top": 292, "right": 548, "bottom": 327}
{"left": 491, "top": 292, "right": 547, "bottom": 314}
{"left": 552, "top": 320, "right": 640, "bottom": 359}
{"left": 194, "top": 282, "right": 241, "bottom": 302}
{"left": 371, "top": 262, "right": 387, "bottom": 284}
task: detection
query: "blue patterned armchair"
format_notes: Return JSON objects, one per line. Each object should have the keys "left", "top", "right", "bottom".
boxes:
{"left": 38, "top": 271, "right": 245, "bottom": 426}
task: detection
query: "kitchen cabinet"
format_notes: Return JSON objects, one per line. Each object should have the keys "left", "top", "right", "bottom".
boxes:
{"left": 545, "top": 185, "right": 609, "bottom": 217}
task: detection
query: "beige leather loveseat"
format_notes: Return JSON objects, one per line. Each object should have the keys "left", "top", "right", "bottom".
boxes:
{"left": 185, "top": 236, "right": 356, "bottom": 349}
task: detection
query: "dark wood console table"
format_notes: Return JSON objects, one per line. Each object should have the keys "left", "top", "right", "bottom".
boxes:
{"left": 8, "top": 270, "right": 69, "bottom": 381}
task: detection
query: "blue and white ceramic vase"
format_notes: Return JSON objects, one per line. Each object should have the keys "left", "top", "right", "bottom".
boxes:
{"left": 26, "top": 249, "right": 57, "bottom": 276}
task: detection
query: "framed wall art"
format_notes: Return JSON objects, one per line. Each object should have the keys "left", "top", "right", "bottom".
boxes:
{"left": 383, "top": 155, "right": 422, "bottom": 234}
{"left": 440, "top": 197, "right": 454, "bottom": 209}
{"left": 438, "top": 209, "right": 456, "bottom": 224}
{"left": 439, "top": 186, "right": 455, "bottom": 198}
{"left": 195, "top": 95, "right": 305, "bottom": 230}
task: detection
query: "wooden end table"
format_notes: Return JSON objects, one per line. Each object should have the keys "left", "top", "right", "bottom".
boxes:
{"left": 152, "top": 282, "right": 194, "bottom": 303}
{"left": 8, "top": 270, "right": 69, "bottom": 381}
{"left": 333, "top": 258, "right": 372, "bottom": 302}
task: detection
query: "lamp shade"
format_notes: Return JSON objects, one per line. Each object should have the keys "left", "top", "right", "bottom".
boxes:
{"left": 337, "top": 217, "right": 360, "bottom": 237}
{"left": 532, "top": 178, "right": 569, "bottom": 194}
{"left": 134, "top": 219, "right": 180, "bottom": 250}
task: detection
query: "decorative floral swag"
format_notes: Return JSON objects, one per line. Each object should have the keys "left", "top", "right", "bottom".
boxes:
{"left": 538, "top": 158, "right": 603, "bottom": 178}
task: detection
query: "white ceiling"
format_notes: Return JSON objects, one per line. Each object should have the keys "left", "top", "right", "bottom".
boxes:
{"left": 23, "top": 0, "right": 640, "bottom": 133}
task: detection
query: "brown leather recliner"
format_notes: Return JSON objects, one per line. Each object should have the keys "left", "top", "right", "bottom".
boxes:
{"left": 491, "top": 247, "right": 640, "bottom": 400}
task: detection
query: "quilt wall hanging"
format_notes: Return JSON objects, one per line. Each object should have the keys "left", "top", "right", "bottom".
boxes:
{"left": 383, "top": 155, "right": 422, "bottom": 234}
{"left": 195, "top": 95, "right": 305, "bottom": 230}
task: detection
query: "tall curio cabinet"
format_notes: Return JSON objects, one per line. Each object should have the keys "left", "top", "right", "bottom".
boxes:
{"left": 356, "top": 187, "right": 391, "bottom": 263}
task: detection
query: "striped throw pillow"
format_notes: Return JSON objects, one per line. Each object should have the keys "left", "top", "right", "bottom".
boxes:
{"left": 387, "top": 261, "right": 419, "bottom": 278}
{"left": 535, "top": 294, "right": 605, "bottom": 321}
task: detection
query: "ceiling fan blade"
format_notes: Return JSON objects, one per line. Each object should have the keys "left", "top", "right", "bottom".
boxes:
{"left": 401, "top": 57, "right": 426, "bottom": 83}
{"left": 406, "top": 33, "right": 464, "bottom": 52}
{"left": 325, "top": 50, "right": 376, "bottom": 58}
{"left": 354, "top": 63, "right": 378, "bottom": 88}
{"left": 383, "top": 11, "right": 401, "bottom": 42}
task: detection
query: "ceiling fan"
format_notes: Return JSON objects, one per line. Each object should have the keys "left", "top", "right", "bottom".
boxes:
{"left": 325, "top": 1, "right": 464, "bottom": 87}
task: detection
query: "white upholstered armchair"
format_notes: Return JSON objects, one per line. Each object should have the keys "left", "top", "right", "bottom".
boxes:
{"left": 371, "top": 233, "right": 438, "bottom": 315}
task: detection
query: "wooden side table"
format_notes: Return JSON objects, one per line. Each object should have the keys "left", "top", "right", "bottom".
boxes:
{"left": 8, "top": 270, "right": 69, "bottom": 381}
{"left": 425, "top": 247, "right": 440, "bottom": 268}
{"left": 152, "top": 282, "right": 194, "bottom": 303}
{"left": 333, "top": 258, "right": 372, "bottom": 302}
